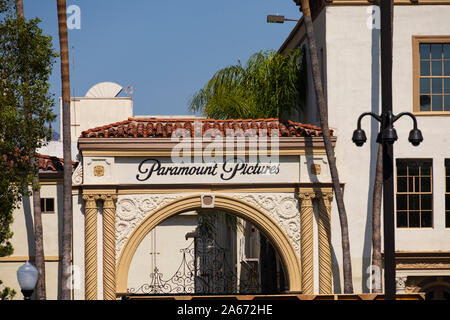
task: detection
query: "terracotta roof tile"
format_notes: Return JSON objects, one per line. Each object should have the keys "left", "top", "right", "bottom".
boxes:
{"left": 38, "top": 154, "right": 77, "bottom": 172}
{"left": 80, "top": 118, "right": 332, "bottom": 138}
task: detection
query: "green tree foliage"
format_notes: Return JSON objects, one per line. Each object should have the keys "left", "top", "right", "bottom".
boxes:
{"left": 0, "top": 0, "right": 57, "bottom": 256}
{"left": 0, "top": 0, "right": 12, "bottom": 14}
{"left": 189, "top": 49, "right": 306, "bottom": 119}
{"left": 0, "top": 279, "right": 16, "bottom": 300}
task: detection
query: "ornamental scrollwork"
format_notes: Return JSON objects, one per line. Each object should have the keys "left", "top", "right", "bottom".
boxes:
{"left": 72, "top": 162, "right": 83, "bottom": 185}
{"left": 116, "top": 193, "right": 302, "bottom": 262}
{"left": 115, "top": 194, "right": 183, "bottom": 260}
{"left": 232, "top": 193, "right": 300, "bottom": 258}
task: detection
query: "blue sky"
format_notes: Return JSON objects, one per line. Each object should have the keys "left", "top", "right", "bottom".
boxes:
{"left": 23, "top": 0, "right": 301, "bottom": 133}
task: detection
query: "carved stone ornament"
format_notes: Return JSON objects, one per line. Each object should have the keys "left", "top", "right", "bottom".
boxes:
{"left": 93, "top": 165, "right": 105, "bottom": 177}
{"left": 72, "top": 162, "right": 83, "bottom": 185}
{"left": 201, "top": 194, "right": 215, "bottom": 208}
{"left": 115, "top": 193, "right": 301, "bottom": 262}
{"left": 115, "top": 194, "right": 183, "bottom": 259}
{"left": 232, "top": 193, "right": 300, "bottom": 258}
{"left": 396, "top": 276, "right": 408, "bottom": 293}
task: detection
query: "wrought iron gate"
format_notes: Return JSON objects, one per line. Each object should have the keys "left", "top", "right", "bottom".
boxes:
{"left": 127, "top": 237, "right": 261, "bottom": 295}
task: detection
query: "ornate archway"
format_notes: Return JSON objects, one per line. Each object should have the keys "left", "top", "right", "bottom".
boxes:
{"left": 115, "top": 194, "right": 302, "bottom": 295}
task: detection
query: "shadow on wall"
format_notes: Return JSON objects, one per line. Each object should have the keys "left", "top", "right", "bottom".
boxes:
{"left": 361, "top": 20, "right": 381, "bottom": 293}
{"left": 22, "top": 195, "right": 35, "bottom": 258}
{"left": 21, "top": 193, "right": 36, "bottom": 299}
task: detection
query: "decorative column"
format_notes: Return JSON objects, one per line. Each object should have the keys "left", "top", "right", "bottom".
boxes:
{"left": 82, "top": 194, "right": 98, "bottom": 300}
{"left": 317, "top": 191, "right": 333, "bottom": 294}
{"left": 101, "top": 194, "right": 118, "bottom": 300}
{"left": 299, "top": 192, "right": 315, "bottom": 294}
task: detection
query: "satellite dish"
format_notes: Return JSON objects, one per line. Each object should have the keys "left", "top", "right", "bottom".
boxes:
{"left": 85, "top": 82, "right": 123, "bottom": 98}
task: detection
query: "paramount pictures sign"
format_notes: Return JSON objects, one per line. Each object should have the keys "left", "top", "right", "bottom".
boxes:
{"left": 115, "top": 134, "right": 300, "bottom": 184}
{"left": 136, "top": 158, "right": 281, "bottom": 182}
{"left": 112, "top": 156, "right": 300, "bottom": 185}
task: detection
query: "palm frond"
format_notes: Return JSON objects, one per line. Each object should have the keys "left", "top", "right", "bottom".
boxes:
{"left": 189, "top": 48, "right": 306, "bottom": 120}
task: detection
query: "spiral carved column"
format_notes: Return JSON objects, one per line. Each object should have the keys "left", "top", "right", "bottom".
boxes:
{"left": 102, "top": 194, "right": 118, "bottom": 300}
{"left": 82, "top": 194, "right": 98, "bottom": 300}
{"left": 299, "top": 192, "right": 315, "bottom": 294}
{"left": 317, "top": 192, "right": 333, "bottom": 294}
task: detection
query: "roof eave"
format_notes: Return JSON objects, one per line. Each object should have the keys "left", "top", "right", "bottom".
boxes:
{"left": 78, "top": 136, "right": 336, "bottom": 153}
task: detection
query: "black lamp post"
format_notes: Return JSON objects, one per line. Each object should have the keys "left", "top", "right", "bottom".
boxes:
{"left": 352, "top": 0, "right": 423, "bottom": 301}
{"left": 352, "top": 110, "right": 422, "bottom": 300}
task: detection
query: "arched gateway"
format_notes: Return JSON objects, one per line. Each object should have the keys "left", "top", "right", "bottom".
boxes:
{"left": 74, "top": 118, "right": 336, "bottom": 299}
{"left": 116, "top": 194, "right": 302, "bottom": 294}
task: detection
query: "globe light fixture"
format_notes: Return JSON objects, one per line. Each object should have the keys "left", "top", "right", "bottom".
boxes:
{"left": 17, "top": 261, "right": 38, "bottom": 300}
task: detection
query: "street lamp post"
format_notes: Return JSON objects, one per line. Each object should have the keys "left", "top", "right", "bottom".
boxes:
{"left": 352, "top": 111, "right": 423, "bottom": 300}
{"left": 17, "top": 261, "right": 39, "bottom": 300}
{"left": 352, "top": 0, "right": 421, "bottom": 300}
{"left": 266, "top": 15, "right": 299, "bottom": 24}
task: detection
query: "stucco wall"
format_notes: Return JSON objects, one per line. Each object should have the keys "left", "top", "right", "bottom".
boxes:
{"left": 60, "top": 97, "right": 133, "bottom": 142}
{"left": 325, "top": 5, "right": 450, "bottom": 293}
{"left": 0, "top": 184, "right": 63, "bottom": 300}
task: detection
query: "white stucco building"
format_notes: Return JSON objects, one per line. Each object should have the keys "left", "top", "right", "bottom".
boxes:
{"left": 2, "top": 0, "right": 450, "bottom": 301}
{"left": 5, "top": 82, "right": 337, "bottom": 300}
{"left": 279, "top": 0, "right": 450, "bottom": 298}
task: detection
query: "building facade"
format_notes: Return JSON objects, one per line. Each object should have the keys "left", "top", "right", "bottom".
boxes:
{"left": 0, "top": 155, "right": 67, "bottom": 300}
{"left": 3, "top": 0, "right": 450, "bottom": 298}
{"left": 279, "top": 0, "right": 450, "bottom": 298}
{"left": 1, "top": 82, "right": 338, "bottom": 299}
{"left": 74, "top": 117, "right": 335, "bottom": 299}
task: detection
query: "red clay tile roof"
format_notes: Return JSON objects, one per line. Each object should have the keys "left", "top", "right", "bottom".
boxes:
{"left": 38, "top": 154, "right": 77, "bottom": 172}
{"left": 80, "top": 118, "right": 331, "bottom": 138}
{"left": 2, "top": 152, "right": 76, "bottom": 173}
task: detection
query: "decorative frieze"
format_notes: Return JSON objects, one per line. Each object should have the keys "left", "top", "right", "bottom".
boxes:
{"left": 115, "top": 195, "right": 184, "bottom": 259}
{"left": 233, "top": 193, "right": 301, "bottom": 257}
{"left": 84, "top": 157, "right": 114, "bottom": 184}
{"left": 113, "top": 190, "right": 334, "bottom": 296}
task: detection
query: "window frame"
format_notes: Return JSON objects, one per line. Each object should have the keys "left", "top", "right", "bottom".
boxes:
{"left": 40, "top": 197, "right": 55, "bottom": 214}
{"left": 395, "top": 158, "right": 433, "bottom": 229}
{"left": 412, "top": 35, "right": 450, "bottom": 115}
{"left": 445, "top": 159, "right": 450, "bottom": 228}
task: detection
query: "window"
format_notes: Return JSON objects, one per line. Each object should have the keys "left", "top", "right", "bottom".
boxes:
{"left": 413, "top": 36, "right": 450, "bottom": 113}
{"left": 446, "top": 160, "right": 450, "bottom": 228}
{"left": 40, "top": 198, "right": 55, "bottom": 213}
{"left": 396, "top": 159, "right": 433, "bottom": 228}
